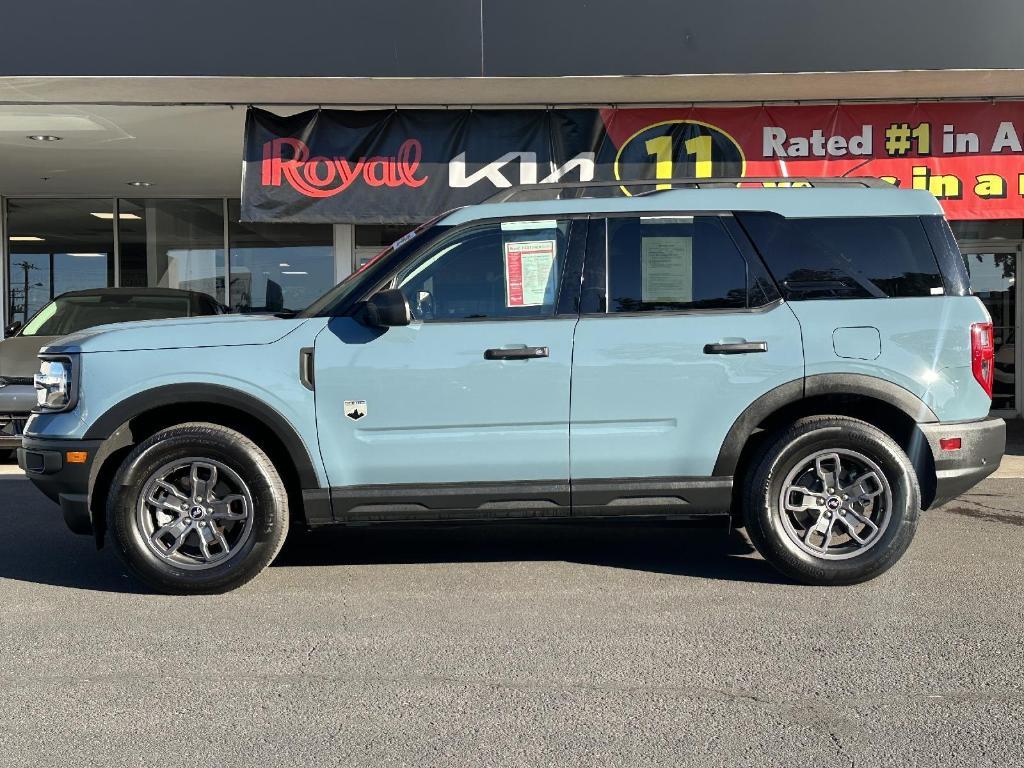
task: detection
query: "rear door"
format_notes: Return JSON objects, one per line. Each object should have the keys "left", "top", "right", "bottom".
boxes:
{"left": 568, "top": 213, "right": 804, "bottom": 514}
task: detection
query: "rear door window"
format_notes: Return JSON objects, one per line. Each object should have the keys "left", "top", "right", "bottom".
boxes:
{"left": 583, "top": 214, "right": 774, "bottom": 314}
{"left": 736, "top": 213, "right": 945, "bottom": 300}
{"left": 606, "top": 216, "right": 747, "bottom": 312}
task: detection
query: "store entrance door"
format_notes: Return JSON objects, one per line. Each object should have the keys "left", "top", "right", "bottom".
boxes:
{"left": 959, "top": 241, "right": 1021, "bottom": 416}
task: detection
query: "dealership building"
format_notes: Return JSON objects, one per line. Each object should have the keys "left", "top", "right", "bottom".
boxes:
{"left": 2, "top": 0, "right": 1024, "bottom": 415}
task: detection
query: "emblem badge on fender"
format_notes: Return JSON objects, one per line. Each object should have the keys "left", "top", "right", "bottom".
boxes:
{"left": 344, "top": 400, "right": 367, "bottom": 421}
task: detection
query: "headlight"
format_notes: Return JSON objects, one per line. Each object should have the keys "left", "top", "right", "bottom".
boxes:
{"left": 34, "top": 357, "right": 75, "bottom": 412}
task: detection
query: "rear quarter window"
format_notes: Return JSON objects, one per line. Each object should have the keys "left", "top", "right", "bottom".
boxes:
{"left": 736, "top": 213, "right": 945, "bottom": 300}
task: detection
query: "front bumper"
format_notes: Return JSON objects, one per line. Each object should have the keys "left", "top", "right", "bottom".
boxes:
{"left": 17, "top": 436, "right": 103, "bottom": 535}
{"left": 919, "top": 416, "right": 1005, "bottom": 508}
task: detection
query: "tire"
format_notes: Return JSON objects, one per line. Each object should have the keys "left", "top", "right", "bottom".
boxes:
{"left": 743, "top": 415, "right": 920, "bottom": 585}
{"left": 107, "top": 422, "right": 289, "bottom": 594}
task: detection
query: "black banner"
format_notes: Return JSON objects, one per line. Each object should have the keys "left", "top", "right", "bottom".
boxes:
{"left": 245, "top": 103, "right": 1024, "bottom": 223}
{"left": 242, "top": 107, "right": 607, "bottom": 224}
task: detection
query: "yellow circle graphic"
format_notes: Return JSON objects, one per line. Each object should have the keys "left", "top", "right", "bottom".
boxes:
{"left": 613, "top": 119, "right": 747, "bottom": 196}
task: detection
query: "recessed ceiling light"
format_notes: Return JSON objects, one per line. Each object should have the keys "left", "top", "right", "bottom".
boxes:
{"left": 26, "top": 134, "right": 62, "bottom": 142}
{"left": 278, "top": 263, "right": 291, "bottom": 267}
{"left": 281, "top": 271, "right": 309, "bottom": 275}
{"left": 127, "top": 181, "right": 152, "bottom": 187}
{"left": 9, "top": 236, "right": 44, "bottom": 241}
{"left": 90, "top": 212, "right": 141, "bottom": 220}
{"left": 66, "top": 252, "right": 107, "bottom": 258}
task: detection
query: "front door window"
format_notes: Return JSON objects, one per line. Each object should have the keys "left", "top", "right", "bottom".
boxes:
{"left": 393, "top": 220, "right": 570, "bottom": 322}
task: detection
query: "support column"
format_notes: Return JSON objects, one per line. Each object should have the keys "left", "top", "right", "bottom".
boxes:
{"left": 333, "top": 223, "right": 354, "bottom": 283}
{"left": 0, "top": 195, "right": 6, "bottom": 336}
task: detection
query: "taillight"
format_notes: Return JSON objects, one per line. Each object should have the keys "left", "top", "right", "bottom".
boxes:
{"left": 971, "top": 322, "right": 994, "bottom": 398}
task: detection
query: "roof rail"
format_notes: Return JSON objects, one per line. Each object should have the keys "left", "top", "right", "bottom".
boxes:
{"left": 484, "top": 177, "right": 893, "bottom": 203}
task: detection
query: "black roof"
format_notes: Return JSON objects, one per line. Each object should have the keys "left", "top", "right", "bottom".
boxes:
{"left": 55, "top": 287, "right": 210, "bottom": 301}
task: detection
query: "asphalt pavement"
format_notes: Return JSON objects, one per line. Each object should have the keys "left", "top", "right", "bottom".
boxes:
{"left": 0, "top": 458, "right": 1022, "bottom": 768}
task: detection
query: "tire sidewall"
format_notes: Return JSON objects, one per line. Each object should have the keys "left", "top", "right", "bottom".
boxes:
{"left": 747, "top": 419, "right": 920, "bottom": 585}
{"left": 110, "top": 425, "right": 288, "bottom": 593}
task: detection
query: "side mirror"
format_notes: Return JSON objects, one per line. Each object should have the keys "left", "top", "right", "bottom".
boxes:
{"left": 362, "top": 289, "right": 411, "bottom": 328}
{"left": 4, "top": 321, "right": 22, "bottom": 337}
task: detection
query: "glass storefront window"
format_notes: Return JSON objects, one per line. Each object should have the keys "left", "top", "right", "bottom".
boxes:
{"left": 950, "top": 220, "right": 1024, "bottom": 242}
{"left": 118, "top": 199, "right": 226, "bottom": 304}
{"left": 227, "top": 200, "right": 334, "bottom": 313}
{"left": 354, "top": 223, "right": 416, "bottom": 270}
{"left": 961, "top": 249, "right": 1017, "bottom": 412}
{"left": 6, "top": 199, "right": 114, "bottom": 326}
{"left": 355, "top": 224, "right": 417, "bottom": 248}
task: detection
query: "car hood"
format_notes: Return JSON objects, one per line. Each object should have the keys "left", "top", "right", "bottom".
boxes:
{"left": 39, "top": 314, "right": 312, "bottom": 354}
{"left": 0, "top": 335, "right": 58, "bottom": 378}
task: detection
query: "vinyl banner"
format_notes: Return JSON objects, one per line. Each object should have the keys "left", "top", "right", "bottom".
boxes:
{"left": 242, "top": 103, "right": 1024, "bottom": 223}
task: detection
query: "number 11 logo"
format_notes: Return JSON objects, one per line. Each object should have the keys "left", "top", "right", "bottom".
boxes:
{"left": 613, "top": 119, "right": 746, "bottom": 195}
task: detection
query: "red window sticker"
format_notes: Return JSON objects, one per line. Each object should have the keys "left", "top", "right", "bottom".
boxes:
{"left": 504, "top": 240, "right": 556, "bottom": 307}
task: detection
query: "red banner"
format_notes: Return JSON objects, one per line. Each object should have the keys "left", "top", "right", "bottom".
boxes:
{"left": 604, "top": 102, "right": 1024, "bottom": 220}
{"left": 244, "top": 103, "right": 1024, "bottom": 222}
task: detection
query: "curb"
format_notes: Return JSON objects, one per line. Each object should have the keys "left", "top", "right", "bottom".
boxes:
{"left": 991, "top": 454, "right": 1024, "bottom": 479}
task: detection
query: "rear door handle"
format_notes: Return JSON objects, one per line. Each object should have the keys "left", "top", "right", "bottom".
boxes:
{"left": 703, "top": 341, "right": 768, "bottom": 355}
{"left": 484, "top": 346, "right": 550, "bottom": 360}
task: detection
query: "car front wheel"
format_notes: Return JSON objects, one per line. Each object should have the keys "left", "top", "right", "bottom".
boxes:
{"left": 743, "top": 415, "right": 920, "bottom": 585}
{"left": 108, "top": 422, "right": 289, "bottom": 594}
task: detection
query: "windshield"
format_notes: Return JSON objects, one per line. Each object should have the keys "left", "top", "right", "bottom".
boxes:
{"left": 20, "top": 294, "right": 193, "bottom": 337}
{"left": 298, "top": 218, "right": 452, "bottom": 318}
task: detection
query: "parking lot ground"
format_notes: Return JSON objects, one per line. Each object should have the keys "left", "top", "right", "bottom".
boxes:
{"left": 0, "top": 459, "right": 1023, "bottom": 768}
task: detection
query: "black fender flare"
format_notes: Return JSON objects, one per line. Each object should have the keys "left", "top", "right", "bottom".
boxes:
{"left": 84, "top": 383, "right": 321, "bottom": 489}
{"left": 713, "top": 374, "right": 939, "bottom": 476}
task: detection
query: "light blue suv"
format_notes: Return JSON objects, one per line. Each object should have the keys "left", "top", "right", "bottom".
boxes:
{"left": 18, "top": 179, "right": 1005, "bottom": 593}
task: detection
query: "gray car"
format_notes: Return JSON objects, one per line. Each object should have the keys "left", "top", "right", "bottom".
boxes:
{"left": 0, "top": 288, "right": 223, "bottom": 457}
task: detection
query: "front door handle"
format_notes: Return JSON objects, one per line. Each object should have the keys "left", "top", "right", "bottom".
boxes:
{"left": 703, "top": 341, "right": 768, "bottom": 355}
{"left": 484, "top": 346, "right": 550, "bottom": 360}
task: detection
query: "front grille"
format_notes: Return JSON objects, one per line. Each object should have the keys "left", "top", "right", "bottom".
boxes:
{"left": 0, "top": 415, "right": 27, "bottom": 437}
{"left": 0, "top": 376, "right": 33, "bottom": 387}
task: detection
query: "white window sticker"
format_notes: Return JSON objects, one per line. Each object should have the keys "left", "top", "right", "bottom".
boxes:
{"left": 641, "top": 236, "right": 693, "bottom": 303}
{"left": 500, "top": 220, "right": 558, "bottom": 232}
{"left": 504, "top": 239, "right": 557, "bottom": 307}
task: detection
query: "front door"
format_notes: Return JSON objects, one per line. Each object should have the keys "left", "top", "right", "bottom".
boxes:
{"left": 313, "top": 217, "right": 585, "bottom": 518}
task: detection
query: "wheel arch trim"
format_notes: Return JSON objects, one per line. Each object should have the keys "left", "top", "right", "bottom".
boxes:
{"left": 83, "top": 383, "right": 322, "bottom": 489}
{"left": 713, "top": 374, "right": 940, "bottom": 476}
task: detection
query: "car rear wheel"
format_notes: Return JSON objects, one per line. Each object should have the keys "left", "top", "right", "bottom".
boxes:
{"left": 108, "top": 422, "right": 289, "bottom": 594}
{"left": 743, "top": 415, "right": 920, "bottom": 585}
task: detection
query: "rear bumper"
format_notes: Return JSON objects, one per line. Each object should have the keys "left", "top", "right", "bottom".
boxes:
{"left": 17, "top": 436, "right": 102, "bottom": 535}
{"left": 919, "top": 416, "right": 1005, "bottom": 508}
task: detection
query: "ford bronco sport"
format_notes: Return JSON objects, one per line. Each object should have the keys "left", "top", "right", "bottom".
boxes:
{"left": 18, "top": 179, "right": 1005, "bottom": 594}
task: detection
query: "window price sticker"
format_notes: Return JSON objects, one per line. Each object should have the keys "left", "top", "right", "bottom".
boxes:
{"left": 504, "top": 240, "right": 556, "bottom": 307}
